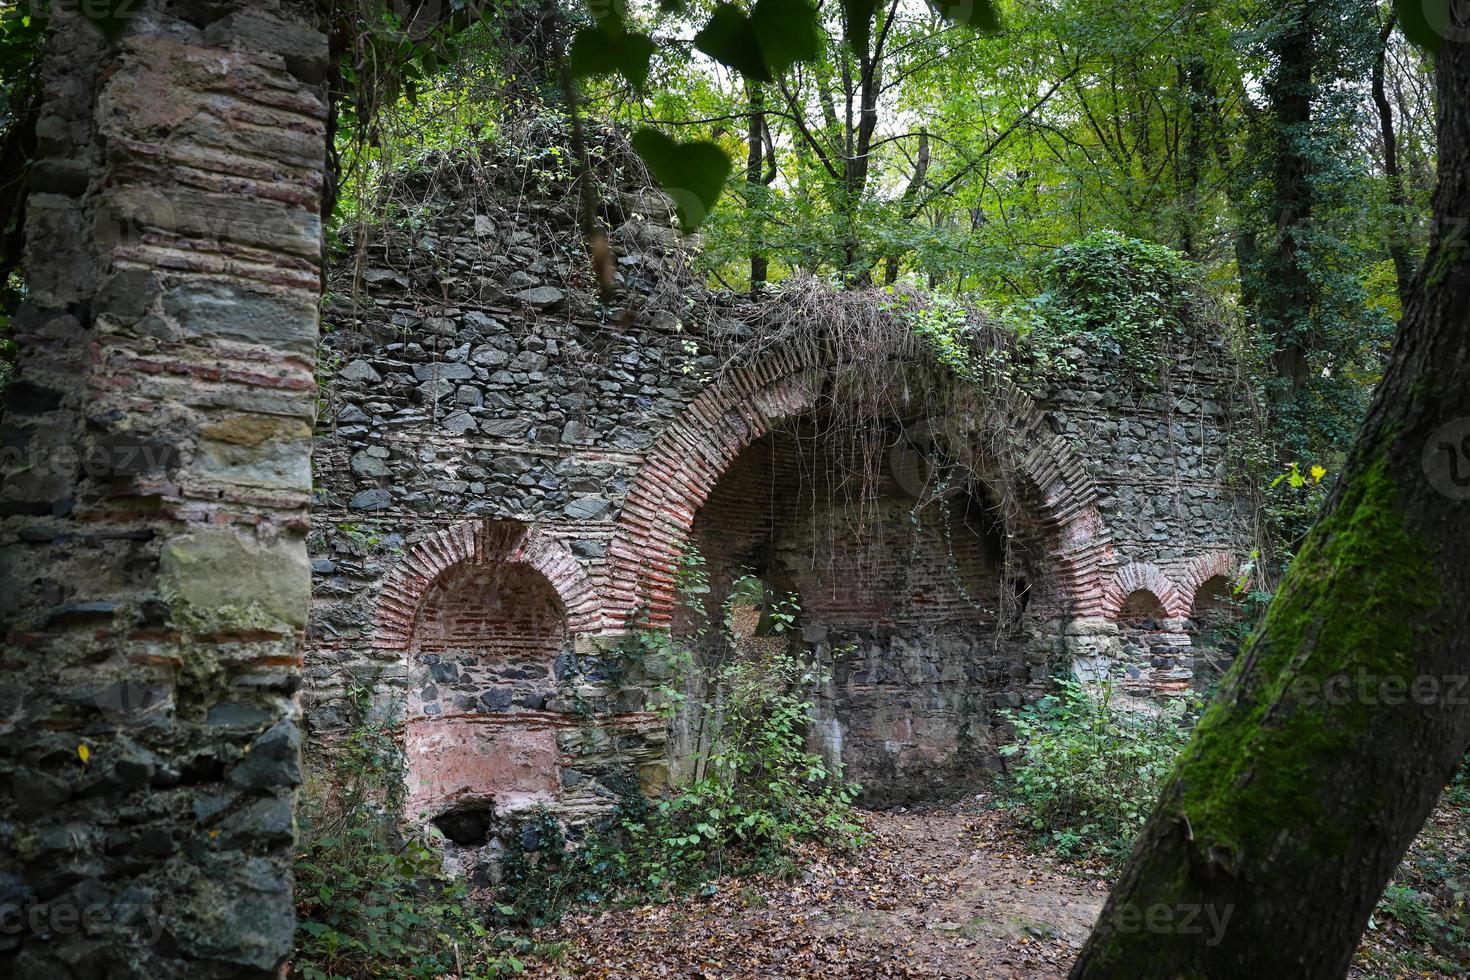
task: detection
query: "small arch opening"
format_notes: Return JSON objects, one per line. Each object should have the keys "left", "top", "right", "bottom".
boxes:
{"left": 1188, "top": 574, "right": 1245, "bottom": 679}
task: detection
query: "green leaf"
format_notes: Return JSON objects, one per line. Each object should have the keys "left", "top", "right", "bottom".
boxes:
{"left": 1395, "top": 0, "right": 1448, "bottom": 53}
{"left": 696, "top": 0, "right": 819, "bottom": 81}
{"left": 843, "top": 0, "right": 881, "bottom": 52}
{"left": 630, "top": 129, "right": 733, "bottom": 233}
{"left": 570, "top": 22, "right": 655, "bottom": 90}
{"left": 695, "top": 4, "right": 770, "bottom": 80}
{"left": 925, "top": 0, "right": 1001, "bottom": 32}
{"left": 752, "top": 0, "right": 822, "bottom": 75}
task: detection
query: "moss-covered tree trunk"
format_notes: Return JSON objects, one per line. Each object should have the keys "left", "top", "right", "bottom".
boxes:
{"left": 1072, "top": 32, "right": 1470, "bottom": 980}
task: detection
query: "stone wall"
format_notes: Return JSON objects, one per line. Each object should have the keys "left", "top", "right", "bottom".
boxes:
{"left": 0, "top": 4, "right": 327, "bottom": 976}
{"left": 304, "top": 129, "right": 1253, "bottom": 858}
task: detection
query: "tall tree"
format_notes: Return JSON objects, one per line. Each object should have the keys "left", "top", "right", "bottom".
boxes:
{"left": 1260, "top": 2, "right": 1315, "bottom": 402}
{"left": 1372, "top": 9, "right": 1418, "bottom": 308}
{"left": 745, "top": 82, "right": 776, "bottom": 291}
{"left": 1072, "top": 22, "right": 1470, "bottom": 976}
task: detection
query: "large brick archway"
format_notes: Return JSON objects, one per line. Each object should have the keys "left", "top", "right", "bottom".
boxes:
{"left": 605, "top": 347, "right": 1116, "bottom": 631}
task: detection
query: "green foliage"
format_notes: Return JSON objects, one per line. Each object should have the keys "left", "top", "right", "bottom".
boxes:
{"left": 570, "top": 21, "right": 655, "bottom": 89}
{"left": 630, "top": 129, "right": 734, "bottom": 233}
{"left": 1375, "top": 883, "right": 1441, "bottom": 942}
{"left": 657, "top": 626, "right": 861, "bottom": 864}
{"left": 1446, "top": 758, "right": 1470, "bottom": 811}
{"left": 1028, "top": 231, "right": 1199, "bottom": 377}
{"left": 892, "top": 290, "right": 1080, "bottom": 398}
{"left": 325, "top": 0, "right": 1003, "bottom": 234}
{"left": 695, "top": 0, "right": 822, "bottom": 83}
{"left": 1260, "top": 460, "right": 1333, "bottom": 572}
{"left": 999, "top": 679, "right": 1201, "bottom": 866}
{"left": 631, "top": 568, "right": 862, "bottom": 881}
{"left": 1395, "top": 0, "right": 1449, "bottom": 53}
{"left": 0, "top": 309, "right": 15, "bottom": 394}
{"left": 0, "top": 4, "right": 44, "bottom": 309}
{"left": 494, "top": 739, "right": 859, "bottom": 926}
{"left": 488, "top": 561, "right": 863, "bottom": 927}
{"left": 925, "top": 0, "right": 999, "bottom": 31}
{"left": 0, "top": 2, "right": 44, "bottom": 98}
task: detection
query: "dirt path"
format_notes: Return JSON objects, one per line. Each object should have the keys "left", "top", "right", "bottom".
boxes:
{"left": 526, "top": 796, "right": 1468, "bottom": 978}
{"left": 531, "top": 798, "right": 1109, "bottom": 978}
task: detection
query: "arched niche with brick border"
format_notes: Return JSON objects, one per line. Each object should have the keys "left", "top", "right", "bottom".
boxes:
{"left": 1103, "top": 561, "right": 1189, "bottom": 620}
{"left": 1179, "top": 551, "right": 1242, "bottom": 612}
{"left": 606, "top": 348, "right": 1117, "bottom": 631}
{"left": 372, "top": 519, "right": 613, "bottom": 828}
{"left": 375, "top": 518, "right": 605, "bottom": 649}
{"left": 1181, "top": 551, "right": 1246, "bottom": 648}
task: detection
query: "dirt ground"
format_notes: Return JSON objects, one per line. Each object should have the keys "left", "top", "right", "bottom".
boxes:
{"left": 525, "top": 796, "right": 1469, "bottom": 979}
{"left": 531, "top": 798, "right": 1106, "bottom": 979}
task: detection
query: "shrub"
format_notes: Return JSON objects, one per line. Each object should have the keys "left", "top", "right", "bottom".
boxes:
{"left": 1445, "top": 755, "right": 1470, "bottom": 810}
{"left": 649, "top": 637, "right": 864, "bottom": 870}
{"left": 487, "top": 640, "right": 865, "bottom": 925}
{"left": 1031, "top": 231, "right": 1200, "bottom": 377}
{"left": 293, "top": 691, "right": 520, "bottom": 979}
{"left": 999, "top": 678, "right": 1200, "bottom": 866}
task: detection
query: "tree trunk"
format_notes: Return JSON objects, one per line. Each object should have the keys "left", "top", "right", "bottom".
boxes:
{"left": 1072, "top": 34, "right": 1470, "bottom": 979}
{"left": 885, "top": 130, "right": 930, "bottom": 285}
{"left": 1372, "top": 12, "right": 1415, "bottom": 309}
{"left": 1178, "top": 50, "right": 1208, "bottom": 260}
{"left": 747, "top": 85, "right": 770, "bottom": 293}
{"left": 1263, "top": 5, "right": 1314, "bottom": 401}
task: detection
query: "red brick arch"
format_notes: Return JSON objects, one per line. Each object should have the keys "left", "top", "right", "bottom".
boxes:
{"left": 1179, "top": 551, "right": 1243, "bottom": 612}
{"left": 606, "top": 350, "right": 1115, "bottom": 628}
{"left": 1104, "top": 561, "right": 1188, "bottom": 619}
{"left": 374, "top": 519, "right": 605, "bottom": 649}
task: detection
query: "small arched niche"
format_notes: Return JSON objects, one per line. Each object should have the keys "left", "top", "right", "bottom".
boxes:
{"left": 1119, "top": 588, "right": 1168, "bottom": 630}
{"left": 1188, "top": 574, "right": 1245, "bottom": 680}
{"left": 403, "top": 559, "right": 568, "bottom": 832}
{"left": 1114, "top": 588, "right": 1194, "bottom": 695}
{"left": 1190, "top": 574, "right": 1239, "bottom": 633}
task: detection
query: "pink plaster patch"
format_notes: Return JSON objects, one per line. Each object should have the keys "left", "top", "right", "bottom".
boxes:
{"left": 404, "top": 717, "right": 560, "bottom": 820}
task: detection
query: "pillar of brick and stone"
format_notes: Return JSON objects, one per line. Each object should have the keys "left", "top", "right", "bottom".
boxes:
{"left": 0, "top": 3, "right": 328, "bottom": 976}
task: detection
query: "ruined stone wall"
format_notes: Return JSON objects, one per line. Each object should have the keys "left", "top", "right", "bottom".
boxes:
{"left": 305, "top": 133, "right": 1252, "bottom": 857}
{"left": 1040, "top": 341, "right": 1252, "bottom": 692}
{"left": 0, "top": 4, "right": 328, "bottom": 976}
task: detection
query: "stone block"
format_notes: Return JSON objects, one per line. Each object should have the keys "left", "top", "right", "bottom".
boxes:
{"left": 160, "top": 530, "right": 310, "bottom": 631}
{"left": 163, "top": 281, "right": 317, "bottom": 356}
